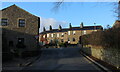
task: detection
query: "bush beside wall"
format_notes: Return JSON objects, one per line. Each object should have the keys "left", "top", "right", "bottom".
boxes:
{"left": 81, "top": 28, "right": 120, "bottom": 68}
{"left": 82, "top": 28, "right": 120, "bottom": 49}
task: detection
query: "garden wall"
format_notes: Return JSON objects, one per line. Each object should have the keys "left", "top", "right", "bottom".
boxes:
{"left": 80, "top": 46, "right": 120, "bottom": 68}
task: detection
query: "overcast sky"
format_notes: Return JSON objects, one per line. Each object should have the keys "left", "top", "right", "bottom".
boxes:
{"left": 1, "top": 2, "right": 118, "bottom": 32}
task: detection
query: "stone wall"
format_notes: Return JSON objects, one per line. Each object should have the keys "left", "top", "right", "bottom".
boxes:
{"left": 1, "top": 5, "right": 40, "bottom": 52}
{"left": 80, "top": 46, "right": 120, "bottom": 68}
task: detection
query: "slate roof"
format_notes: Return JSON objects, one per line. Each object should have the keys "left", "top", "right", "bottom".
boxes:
{"left": 40, "top": 25, "right": 103, "bottom": 34}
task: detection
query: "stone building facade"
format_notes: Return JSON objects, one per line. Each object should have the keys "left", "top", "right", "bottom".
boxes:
{"left": 113, "top": 20, "right": 120, "bottom": 28}
{"left": 0, "top": 4, "right": 40, "bottom": 56}
{"left": 39, "top": 23, "right": 103, "bottom": 45}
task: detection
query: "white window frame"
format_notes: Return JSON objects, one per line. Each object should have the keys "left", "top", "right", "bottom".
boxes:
{"left": 94, "top": 30, "right": 97, "bottom": 31}
{"left": 43, "top": 35, "right": 46, "bottom": 38}
{"left": 61, "top": 33, "right": 64, "bottom": 37}
{"left": 47, "top": 34, "right": 49, "bottom": 38}
{"left": 73, "top": 31, "right": 76, "bottom": 35}
{"left": 57, "top": 33, "right": 59, "bottom": 37}
{"left": 83, "top": 30, "right": 86, "bottom": 34}
{"left": 68, "top": 31, "right": 70, "bottom": 35}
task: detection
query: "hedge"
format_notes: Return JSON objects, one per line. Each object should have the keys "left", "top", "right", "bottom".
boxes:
{"left": 82, "top": 28, "right": 120, "bottom": 49}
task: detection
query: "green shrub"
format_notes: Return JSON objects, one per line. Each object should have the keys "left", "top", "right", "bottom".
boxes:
{"left": 59, "top": 42, "right": 65, "bottom": 47}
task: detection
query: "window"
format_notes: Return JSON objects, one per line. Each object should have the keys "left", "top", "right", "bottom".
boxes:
{"left": 83, "top": 30, "right": 86, "bottom": 34}
{"left": 57, "top": 33, "right": 59, "bottom": 37}
{"left": 53, "top": 34, "right": 56, "bottom": 37}
{"left": 73, "top": 38, "right": 75, "bottom": 42}
{"left": 68, "top": 31, "right": 70, "bottom": 35}
{"left": 43, "top": 35, "right": 46, "bottom": 38}
{"left": 1, "top": 18, "right": 8, "bottom": 26}
{"left": 68, "top": 38, "right": 70, "bottom": 41}
{"left": 73, "top": 31, "right": 76, "bottom": 35}
{"left": 68, "top": 38, "right": 70, "bottom": 43}
{"left": 16, "top": 38, "right": 26, "bottom": 48}
{"left": 51, "top": 34, "right": 53, "bottom": 37}
{"left": 47, "top": 34, "right": 49, "bottom": 38}
{"left": 61, "top": 33, "right": 64, "bottom": 37}
{"left": 19, "top": 19, "right": 25, "bottom": 27}
{"left": 94, "top": 30, "right": 97, "bottom": 31}
{"left": 18, "top": 38, "right": 24, "bottom": 44}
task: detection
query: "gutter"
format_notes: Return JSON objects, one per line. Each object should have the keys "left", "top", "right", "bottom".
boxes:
{"left": 80, "top": 51, "right": 112, "bottom": 72}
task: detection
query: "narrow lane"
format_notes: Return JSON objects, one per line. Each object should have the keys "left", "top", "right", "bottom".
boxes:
{"left": 22, "top": 47, "right": 103, "bottom": 72}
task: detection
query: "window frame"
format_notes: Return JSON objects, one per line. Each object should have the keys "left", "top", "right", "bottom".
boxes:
{"left": 73, "top": 31, "right": 76, "bottom": 35}
{"left": 43, "top": 35, "right": 46, "bottom": 38}
{"left": 18, "top": 38, "right": 24, "bottom": 44}
{"left": 57, "top": 33, "right": 59, "bottom": 37}
{"left": 18, "top": 18, "right": 26, "bottom": 27}
{"left": 61, "top": 33, "right": 64, "bottom": 37}
{"left": 68, "top": 31, "right": 70, "bottom": 35}
{"left": 83, "top": 30, "right": 87, "bottom": 34}
{"left": 1, "top": 18, "right": 8, "bottom": 26}
{"left": 47, "top": 34, "right": 49, "bottom": 38}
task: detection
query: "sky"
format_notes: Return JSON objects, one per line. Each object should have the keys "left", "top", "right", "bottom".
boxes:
{"left": 1, "top": 2, "right": 119, "bottom": 32}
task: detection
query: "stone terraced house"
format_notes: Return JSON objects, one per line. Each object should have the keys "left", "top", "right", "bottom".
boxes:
{"left": 0, "top": 4, "right": 40, "bottom": 58}
{"left": 39, "top": 23, "right": 103, "bottom": 46}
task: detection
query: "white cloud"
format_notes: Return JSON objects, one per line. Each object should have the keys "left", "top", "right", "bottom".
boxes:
{"left": 40, "top": 17, "right": 68, "bottom": 32}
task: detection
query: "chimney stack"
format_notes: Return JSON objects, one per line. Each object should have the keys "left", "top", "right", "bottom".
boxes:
{"left": 43, "top": 27, "right": 46, "bottom": 32}
{"left": 50, "top": 25, "right": 52, "bottom": 30}
{"left": 80, "top": 22, "right": 84, "bottom": 28}
{"left": 59, "top": 25, "right": 62, "bottom": 30}
{"left": 69, "top": 23, "right": 72, "bottom": 29}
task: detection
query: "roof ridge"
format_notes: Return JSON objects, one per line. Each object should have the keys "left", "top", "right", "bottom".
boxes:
{"left": 1, "top": 4, "right": 15, "bottom": 11}
{"left": 1, "top": 4, "right": 39, "bottom": 17}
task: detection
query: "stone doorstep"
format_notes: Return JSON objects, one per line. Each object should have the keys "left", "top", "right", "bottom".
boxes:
{"left": 80, "top": 51, "right": 120, "bottom": 72}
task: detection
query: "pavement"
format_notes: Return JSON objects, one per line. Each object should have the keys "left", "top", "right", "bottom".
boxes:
{"left": 2, "top": 54, "right": 41, "bottom": 71}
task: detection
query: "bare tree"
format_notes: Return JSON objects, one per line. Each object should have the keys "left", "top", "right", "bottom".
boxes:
{"left": 52, "top": 0, "right": 64, "bottom": 12}
{"left": 53, "top": 1, "right": 119, "bottom": 19}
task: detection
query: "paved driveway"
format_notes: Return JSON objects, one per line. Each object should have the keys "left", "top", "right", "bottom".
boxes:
{"left": 21, "top": 47, "right": 103, "bottom": 72}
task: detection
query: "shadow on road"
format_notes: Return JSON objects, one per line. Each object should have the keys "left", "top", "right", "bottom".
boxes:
{"left": 40, "top": 47, "right": 83, "bottom": 59}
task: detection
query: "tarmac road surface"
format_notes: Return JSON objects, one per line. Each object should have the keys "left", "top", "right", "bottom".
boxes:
{"left": 21, "top": 47, "right": 104, "bottom": 72}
